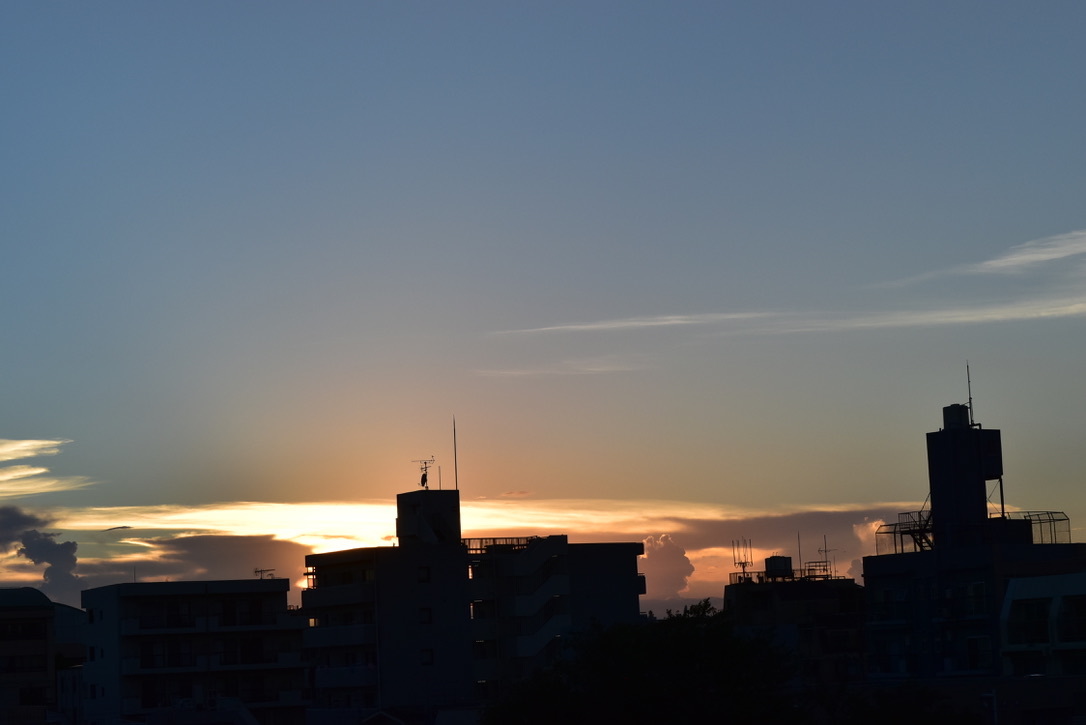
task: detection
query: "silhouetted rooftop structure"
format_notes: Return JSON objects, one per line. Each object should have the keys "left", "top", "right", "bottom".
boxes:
{"left": 302, "top": 485, "right": 644, "bottom": 724}
{"left": 863, "top": 403, "right": 1086, "bottom": 686}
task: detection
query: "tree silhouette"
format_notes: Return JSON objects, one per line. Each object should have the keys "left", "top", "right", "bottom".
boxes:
{"left": 483, "top": 599, "right": 797, "bottom": 725}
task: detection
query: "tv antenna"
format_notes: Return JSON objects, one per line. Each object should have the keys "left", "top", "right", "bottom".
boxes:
{"left": 254, "top": 568, "right": 275, "bottom": 579}
{"left": 413, "top": 457, "right": 435, "bottom": 489}
{"left": 732, "top": 538, "right": 753, "bottom": 578}
{"left": 818, "top": 535, "right": 837, "bottom": 578}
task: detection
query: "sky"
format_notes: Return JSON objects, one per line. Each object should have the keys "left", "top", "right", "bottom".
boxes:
{"left": 2, "top": 2, "right": 1085, "bottom": 610}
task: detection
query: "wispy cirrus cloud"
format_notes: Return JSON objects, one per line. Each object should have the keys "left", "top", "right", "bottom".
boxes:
{"left": 0, "top": 466, "right": 93, "bottom": 498}
{"left": 494, "top": 312, "right": 774, "bottom": 336}
{"left": 757, "top": 296, "right": 1086, "bottom": 334}
{"left": 491, "top": 295, "right": 1086, "bottom": 342}
{"left": 0, "top": 439, "right": 91, "bottom": 498}
{"left": 970, "top": 229, "right": 1086, "bottom": 274}
{"left": 0, "top": 439, "right": 69, "bottom": 463}
{"left": 477, "top": 355, "right": 646, "bottom": 378}
{"left": 493, "top": 230, "right": 1086, "bottom": 342}
{"left": 882, "top": 229, "right": 1086, "bottom": 286}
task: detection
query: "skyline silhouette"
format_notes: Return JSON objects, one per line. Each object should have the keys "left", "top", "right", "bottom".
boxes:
{"left": 4, "top": 3, "right": 1086, "bottom": 614}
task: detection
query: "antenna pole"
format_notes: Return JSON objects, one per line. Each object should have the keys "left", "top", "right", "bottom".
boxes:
{"left": 797, "top": 532, "right": 803, "bottom": 579}
{"left": 967, "top": 361, "right": 975, "bottom": 426}
{"left": 453, "top": 416, "right": 459, "bottom": 491}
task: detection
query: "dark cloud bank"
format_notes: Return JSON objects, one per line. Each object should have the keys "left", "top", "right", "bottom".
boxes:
{"left": 1, "top": 505, "right": 313, "bottom": 607}
{"left": 0, "top": 505, "right": 81, "bottom": 605}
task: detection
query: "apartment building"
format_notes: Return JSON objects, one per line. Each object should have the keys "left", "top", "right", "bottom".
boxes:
{"left": 302, "top": 488, "right": 644, "bottom": 723}
{"left": 0, "top": 587, "right": 76, "bottom": 724}
{"left": 863, "top": 404, "right": 1086, "bottom": 680}
{"left": 81, "top": 578, "right": 306, "bottom": 725}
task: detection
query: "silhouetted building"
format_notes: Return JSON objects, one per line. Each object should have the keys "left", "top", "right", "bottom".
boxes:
{"left": 81, "top": 578, "right": 306, "bottom": 725}
{"left": 724, "top": 556, "right": 865, "bottom": 689}
{"left": 0, "top": 587, "right": 85, "bottom": 725}
{"left": 864, "top": 405, "right": 1086, "bottom": 681}
{"left": 467, "top": 535, "right": 645, "bottom": 698}
{"left": 1001, "top": 571, "right": 1086, "bottom": 677}
{"left": 302, "top": 487, "right": 644, "bottom": 724}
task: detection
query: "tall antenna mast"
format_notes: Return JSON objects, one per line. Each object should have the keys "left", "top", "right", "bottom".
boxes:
{"left": 453, "top": 416, "right": 459, "bottom": 491}
{"left": 966, "top": 360, "right": 975, "bottom": 426}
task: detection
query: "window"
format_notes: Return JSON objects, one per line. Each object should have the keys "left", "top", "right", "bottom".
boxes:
{"left": 1058, "top": 595, "right": 1086, "bottom": 642}
{"left": 472, "top": 640, "right": 497, "bottom": 660}
{"left": 470, "top": 600, "right": 496, "bottom": 620}
{"left": 965, "top": 635, "right": 992, "bottom": 670}
{"left": 419, "top": 607, "right": 432, "bottom": 624}
{"left": 420, "top": 649, "right": 434, "bottom": 666}
{"left": 1008, "top": 598, "right": 1051, "bottom": 644}
{"left": 418, "top": 566, "right": 431, "bottom": 583}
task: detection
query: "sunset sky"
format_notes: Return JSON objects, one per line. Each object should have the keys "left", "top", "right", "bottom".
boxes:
{"left": 3, "top": 2, "right": 1085, "bottom": 609}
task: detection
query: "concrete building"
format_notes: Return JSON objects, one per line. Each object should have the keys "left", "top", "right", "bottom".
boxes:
{"left": 81, "top": 578, "right": 306, "bottom": 725}
{"left": 723, "top": 556, "right": 865, "bottom": 689}
{"left": 0, "top": 587, "right": 84, "bottom": 724}
{"left": 302, "top": 486, "right": 645, "bottom": 723}
{"left": 466, "top": 534, "right": 645, "bottom": 697}
{"left": 863, "top": 404, "right": 1086, "bottom": 681}
{"left": 1001, "top": 571, "right": 1086, "bottom": 677}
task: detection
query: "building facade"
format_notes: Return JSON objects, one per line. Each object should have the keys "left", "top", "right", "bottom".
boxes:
{"left": 863, "top": 404, "right": 1086, "bottom": 681}
{"left": 302, "top": 488, "right": 645, "bottom": 723}
{"left": 723, "top": 556, "right": 866, "bottom": 689}
{"left": 81, "top": 579, "right": 306, "bottom": 725}
{"left": 0, "top": 587, "right": 77, "bottom": 724}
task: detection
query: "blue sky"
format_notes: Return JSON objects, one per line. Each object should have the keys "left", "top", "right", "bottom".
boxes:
{"left": 3, "top": 2, "right": 1085, "bottom": 607}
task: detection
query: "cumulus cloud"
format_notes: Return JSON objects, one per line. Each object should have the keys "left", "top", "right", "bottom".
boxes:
{"left": 0, "top": 505, "right": 51, "bottom": 547}
{"left": 640, "top": 534, "right": 695, "bottom": 601}
{"left": 852, "top": 517, "right": 885, "bottom": 555}
{"left": 18, "top": 530, "right": 80, "bottom": 603}
{"left": 0, "top": 504, "right": 81, "bottom": 605}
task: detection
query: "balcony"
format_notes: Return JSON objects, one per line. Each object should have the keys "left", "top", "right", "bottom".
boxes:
{"left": 121, "top": 616, "right": 203, "bottom": 635}
{"left": 314, "top": 665, "right": 378, "bottom": 689}
{"left": 304, "top": 624, "right": 376, "bottom": 649}
{"left": 512, "top": 575, "right": 570, "bottom": 616}
{"left": 302, "top": 582, "right": 376, "bottom": 609}
{"left": 122, "top": 654, "right": 201, "bottom": 674}
{"left": 514, "top": 614, "right": 572, "bottom": 657}
{"left": 208, "top": 612, "right": 301, "bottom": 630}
